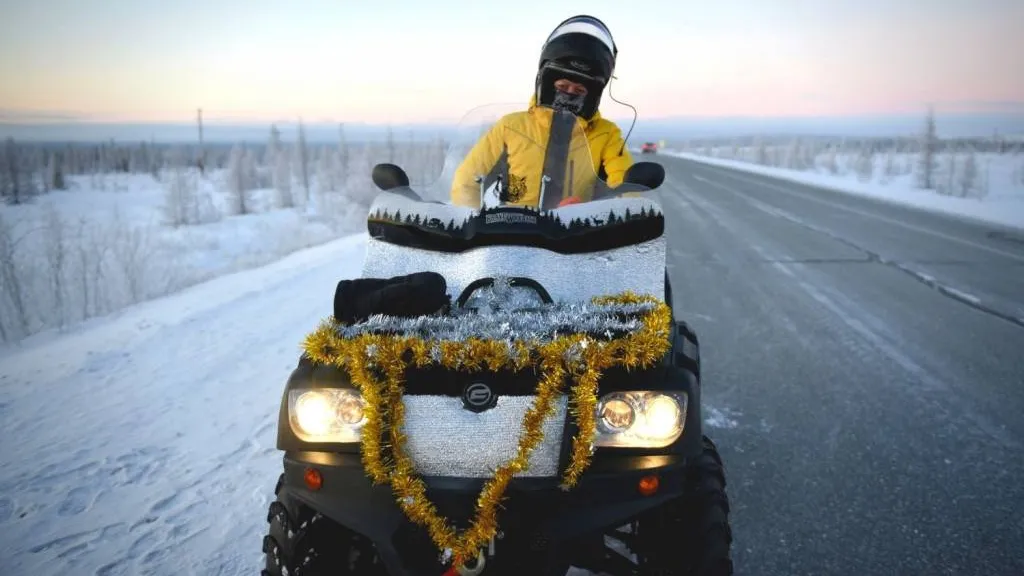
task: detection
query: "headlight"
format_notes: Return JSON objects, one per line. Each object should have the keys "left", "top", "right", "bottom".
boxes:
{"left": 594, "top": 391, "right": 687, "bottom": 448}
{"left": 288, "top": 388, "right": 366, "bottom": 443}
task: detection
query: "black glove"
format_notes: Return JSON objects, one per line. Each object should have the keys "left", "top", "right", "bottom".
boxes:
{"left": 333, "top": 272, "right": 449, "bottom": 324}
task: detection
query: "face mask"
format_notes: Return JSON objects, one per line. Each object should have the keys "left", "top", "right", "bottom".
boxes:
{"left": 551, "top": 89, "right": 586, "bottom": 115}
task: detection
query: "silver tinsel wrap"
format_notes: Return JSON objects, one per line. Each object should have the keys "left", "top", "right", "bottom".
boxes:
{"left": 335, "top": 295, "right": 656, "bottom": 343}
{"left": 401, "top": 395, "right": 568, "bottom": 477}
{"left": 363, "top": 237, "right": 666, "bottom": 305}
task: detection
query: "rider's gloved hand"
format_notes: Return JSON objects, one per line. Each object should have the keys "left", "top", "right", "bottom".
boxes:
{"left": 333, "top": 272, "right": 449, "bottom": 325}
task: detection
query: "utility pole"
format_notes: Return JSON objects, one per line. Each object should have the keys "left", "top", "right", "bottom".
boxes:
{"left": 196, "top": 108, "right": 206, "bottom": 174}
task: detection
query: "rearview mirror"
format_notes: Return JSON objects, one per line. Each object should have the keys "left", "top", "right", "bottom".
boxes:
{"left": 623, "top": 162, "right": 665, "bottom": 190}
{"left": 372, "top": 163, "right": 410, "bottom": 191}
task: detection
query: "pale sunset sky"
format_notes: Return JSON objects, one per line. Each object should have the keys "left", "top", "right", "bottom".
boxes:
{"left": 1, "top": 0, "right": 1021, "bottom": 125}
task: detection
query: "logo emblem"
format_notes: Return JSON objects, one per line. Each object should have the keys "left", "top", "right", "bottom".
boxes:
{"left": 462, "top": 382, "right": 497, "bottom": 413}
{"left": 569, "top": 59, "right": 591, "bottom": 71}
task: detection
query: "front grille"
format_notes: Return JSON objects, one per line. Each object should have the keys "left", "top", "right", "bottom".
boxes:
{"left": 401, "top": 395, "right": 568, "bottom": 478}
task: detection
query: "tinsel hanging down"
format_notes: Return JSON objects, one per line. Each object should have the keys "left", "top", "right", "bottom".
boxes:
{"left": 301, "top": 290, "right": 673, "bottom": 570}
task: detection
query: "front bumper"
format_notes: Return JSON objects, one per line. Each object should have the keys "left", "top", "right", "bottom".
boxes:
{"left": 282, "top": 449, "right": 690, "bottom": 575}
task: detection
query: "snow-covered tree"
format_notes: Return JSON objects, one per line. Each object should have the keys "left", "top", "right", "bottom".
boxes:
{"left": 41, "top": 202, "right": 68, "bottom": 328}
{"left": 936, "top": 153, "right": 956, "bottom": 195}
{"left": 294, "top": 120, "right": 311, "bottom": 207}
{"left": 337, "top": 123, "right": 349, "bottom": 188}
{"left": 266, "top": 124, "right": 282, "bottom": 166}
{"left": 0, "top": 213, "right": 30, "bottom": 340}
{"left": 854, "top": 145, "right": 874, "bottom": 182}
{"left": 785, "top": 138, "right": 803, "bottom": 170}
{"left": 161, "top": 147, "right": 217, "bottom": 226}
{"left": 3, "top": 137, "right": 24, "bottom": 204}
{"left": 959, "top": 151, "right": 978, "bottom": 198}
{"left": 226, "top": 145, "right": 249, "bottom": 215}
{"left": 916, "top": 106, "right": 939, "bottom": 190}
{"left": 47, "top": 152, "right": 67, "bottom": 191}
{"left": 882, "top": 151, "right": 898, "bottom": 182}
{"left": 754, "top": 138, "right": 768, "bottom": 165}
{"left": 821, "top": 147, "right": 839, "bottom": 175}
{"left": 275, "top": 150, "right": 293, "bottom": 208}
{"left": 163, "top": 165, "right": 197, "bottom": 227}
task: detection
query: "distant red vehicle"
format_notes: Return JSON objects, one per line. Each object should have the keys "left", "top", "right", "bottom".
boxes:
{"left": 641, "top": 142, "right": 658, "bottom": 154}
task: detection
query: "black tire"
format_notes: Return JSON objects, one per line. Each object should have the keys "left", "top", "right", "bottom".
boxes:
{"left": 635, "top": 435, "right": 733, "bottom": 576}
{"left": 262, "top": 473, "right": 386, "bottom": 576}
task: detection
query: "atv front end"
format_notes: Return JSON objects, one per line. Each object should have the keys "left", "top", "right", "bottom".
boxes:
{"left": 278, "top": 441, "right": 711, "bottom": 575}
{"left": 263, "top": 312, "right": 730, "bottom": 576}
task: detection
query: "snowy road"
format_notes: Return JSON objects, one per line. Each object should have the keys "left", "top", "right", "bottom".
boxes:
{"left": 2, "top": 159, "right": 1024, "bottom": 575}
{"left": 657, "top": 156, "right": 1024, "bottom": 575}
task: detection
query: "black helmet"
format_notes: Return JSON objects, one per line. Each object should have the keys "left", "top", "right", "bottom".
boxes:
{"left": 535, "top": 15, "right": 618, "bottom": 120}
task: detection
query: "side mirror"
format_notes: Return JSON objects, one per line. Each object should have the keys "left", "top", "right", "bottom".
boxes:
{"left": 623, "top": 162, "right": 665, "bottom": 190}
{"left": 372, "top": 163, "right": 410, "bottom": 191}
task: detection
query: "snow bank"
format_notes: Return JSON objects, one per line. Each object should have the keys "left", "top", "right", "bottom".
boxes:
{"left": 0, "top": 232, "right": 369, "bottom": 576}
{"left": 663, "top": 148, "right": 1024, "bottom": 231}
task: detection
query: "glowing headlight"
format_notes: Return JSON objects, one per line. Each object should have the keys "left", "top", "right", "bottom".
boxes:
{"left": 288, "top": 389, "right": 366, "bottom": 443}
{"left": 594, "top": 391, "right": 687, "bottom": 448}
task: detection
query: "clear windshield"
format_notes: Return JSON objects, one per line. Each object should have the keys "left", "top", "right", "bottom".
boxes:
{"left": 410, "top": 103, "right": 606, "bottom": 210}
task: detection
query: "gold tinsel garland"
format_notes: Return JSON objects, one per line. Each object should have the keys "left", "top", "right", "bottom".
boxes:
{"left": 301, "top": 291, "right": 672, "bottom": 567}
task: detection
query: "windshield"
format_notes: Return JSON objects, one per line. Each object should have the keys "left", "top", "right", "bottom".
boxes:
{"left": 411, "top": 102, "right": 614, "bottom": 209}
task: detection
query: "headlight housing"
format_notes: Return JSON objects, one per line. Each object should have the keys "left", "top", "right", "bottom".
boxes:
{"left": 288, "top": 388, "right": 366, "bottom": 443}
{"left": 594, "top": 391, "right": 687, "bottom": 448}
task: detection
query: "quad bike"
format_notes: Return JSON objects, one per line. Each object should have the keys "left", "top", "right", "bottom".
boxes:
{"left": 261, "top": 104, "right": 732, "bottom": 576}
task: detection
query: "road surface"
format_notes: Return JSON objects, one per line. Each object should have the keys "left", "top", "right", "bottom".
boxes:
{"left": 2, "top": 159, "right": 1023, "bottom": 576}
{"left": 655, "top": 155, "right": 1024, "bottom": 575}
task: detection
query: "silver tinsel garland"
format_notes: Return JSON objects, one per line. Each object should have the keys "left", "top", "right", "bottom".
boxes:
{"left": 334, "top": 277, "right": 657, "bottom": 345}
{"left": 336, "top": 301, "right": 653, "bottom": 342}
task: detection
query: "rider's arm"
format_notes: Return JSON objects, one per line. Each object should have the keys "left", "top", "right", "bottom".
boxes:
{"left": 451, "top": 122, "right": 504, "bottom": 207}
{"left": 601, "top": 123, "right": 634, "bottom": 188}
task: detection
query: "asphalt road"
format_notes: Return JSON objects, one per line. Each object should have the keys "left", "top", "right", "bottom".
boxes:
{"left": 652, "top": 155, "right": 1024, "bottom": 576}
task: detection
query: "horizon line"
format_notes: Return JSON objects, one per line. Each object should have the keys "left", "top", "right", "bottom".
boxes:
{"left": 4, "top": 105, "right": 1024, "bottom": 128}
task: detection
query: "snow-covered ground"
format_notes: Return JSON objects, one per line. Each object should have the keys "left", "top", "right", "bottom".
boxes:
{"left": 0, "top": 169, "right": 371, "bottom": 347}
{"left": 663, "top": 148, "right": 1024, "bottom": 231}
{"left": 0, "top": 231, "right": 734, "bottom": 575}
{"left": 0, "top": 233, "right": 366, "bottom": 575}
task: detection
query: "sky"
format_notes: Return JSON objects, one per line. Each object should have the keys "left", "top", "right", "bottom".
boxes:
{"left": 0, "top": 0, "right": 1022, "bottom": 127}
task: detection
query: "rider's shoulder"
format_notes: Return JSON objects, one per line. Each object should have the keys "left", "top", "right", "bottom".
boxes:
{"left": 588, "top": 114, "right": 624, "bottom": 135}
{"left": 497, "top": 109, "right": 532, "bottom": 126}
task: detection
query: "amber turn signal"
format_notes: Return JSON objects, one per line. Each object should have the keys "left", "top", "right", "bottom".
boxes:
{"left": 638, "top": 474, "right": 659, "bottom": 496}
{"left": 304, "top": 467, "right": 323, "bottom": 491}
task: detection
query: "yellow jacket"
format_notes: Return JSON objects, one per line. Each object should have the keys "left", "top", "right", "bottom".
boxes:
{"left": 451, "top": 96, "right": 633, "bottom": 208}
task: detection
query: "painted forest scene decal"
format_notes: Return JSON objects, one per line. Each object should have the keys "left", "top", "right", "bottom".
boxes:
{"left": 366, "top": 195, "right": 665, "bottom": 254}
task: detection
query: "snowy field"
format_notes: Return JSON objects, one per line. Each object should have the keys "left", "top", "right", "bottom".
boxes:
{"left": 0, "top": 134, "right": 446, "bottom": 346}
{"left": 661, "top": 143, "right": 1024, "bottom": 231}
